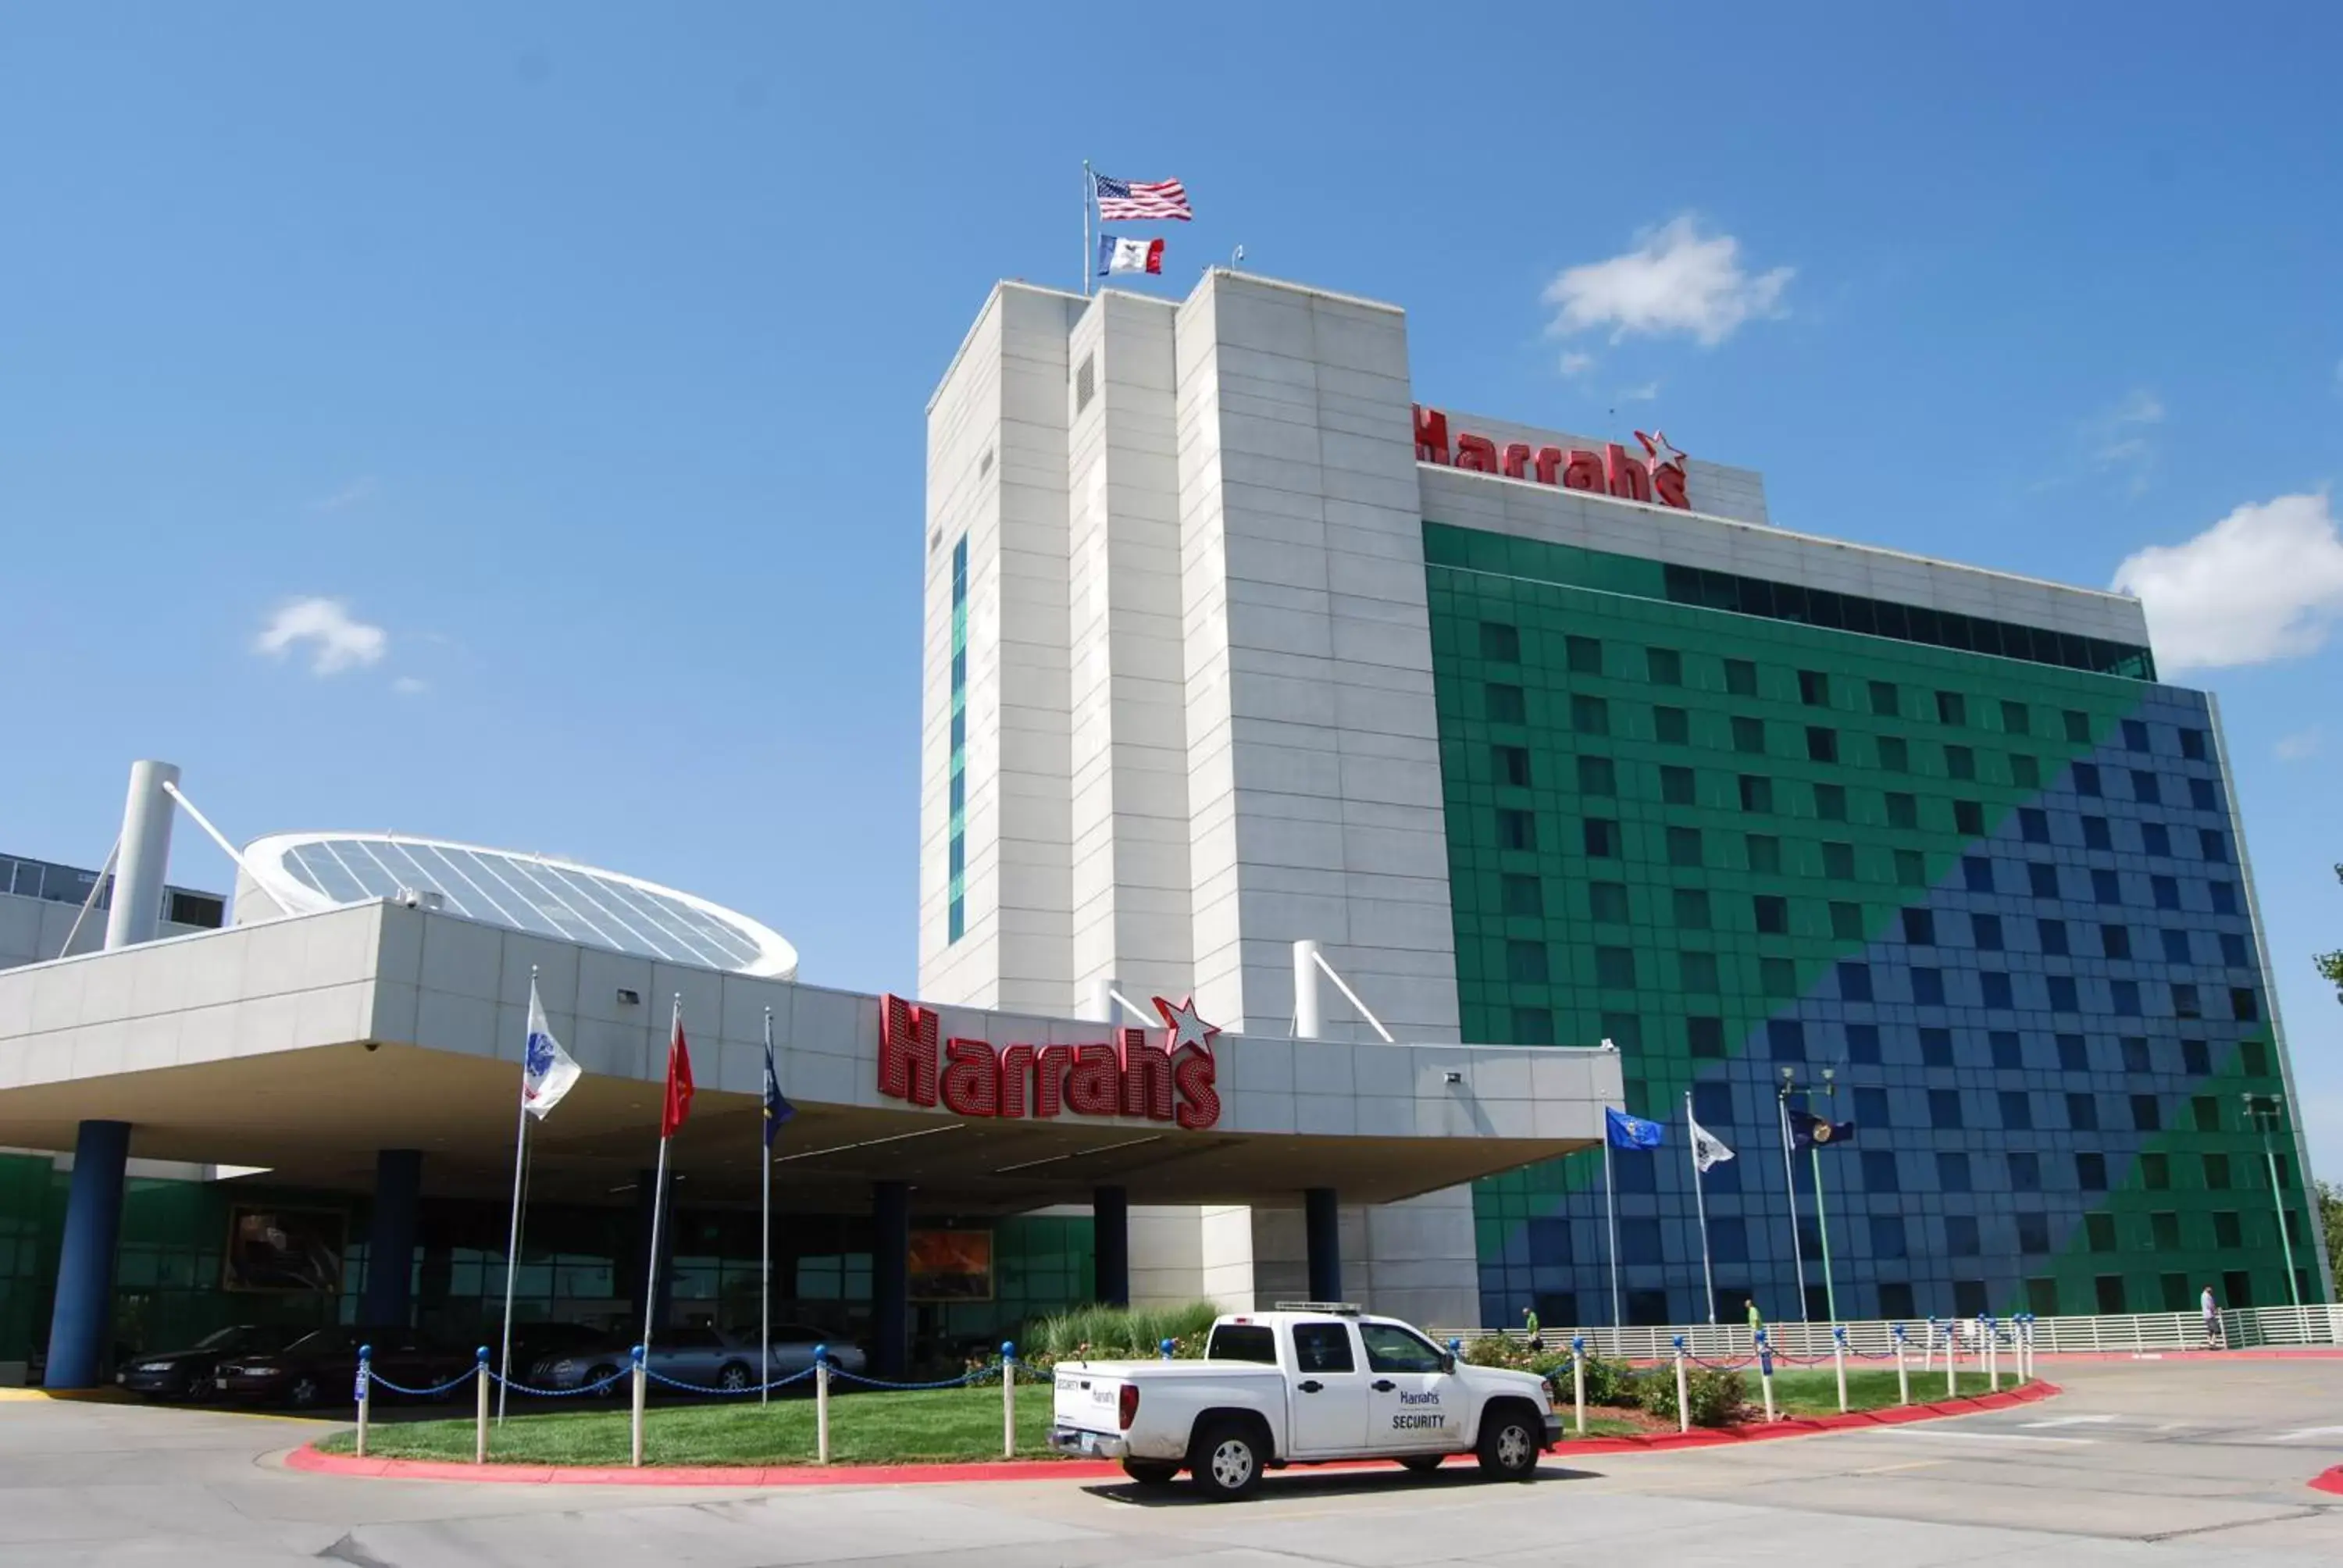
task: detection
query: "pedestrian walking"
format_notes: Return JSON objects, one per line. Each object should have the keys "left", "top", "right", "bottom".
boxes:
{"left": 1522, "top": 1305, "right": 1543, "bottom": 1352}
{"left": 2201, "top": 1283, "right": 2224, "bottom": 1349}
{"left": 1745, "top": 1297, "right": 1763, "bottom": 1349}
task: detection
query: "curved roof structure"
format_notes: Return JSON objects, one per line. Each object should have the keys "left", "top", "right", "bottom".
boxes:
{"left": 239, "top": 832, "right": 798, "bottom": 978}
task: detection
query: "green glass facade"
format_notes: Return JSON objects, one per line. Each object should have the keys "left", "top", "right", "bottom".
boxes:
{"left": 0, "top": 1149, "right": 1089, "bottom": 1372}
{"left": 1425, "top": 521, "right": 2320, "bottom": 1327}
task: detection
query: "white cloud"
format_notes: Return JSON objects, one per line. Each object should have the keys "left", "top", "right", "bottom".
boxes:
{"left": 2109, "top": 491, "right": 2343, "bottom": 671}
{"left": 1542, "top": 215, "right": 1792, "bottom": 347}
{"left": 391, "top": 675, "right": 429, "bottom": 697}
{"left": 1617, "top": 381, "right": 1661, "bottom": 403}
{"left": 312, "top": 476, "right": 379, "bottom": 513}
{"left": 2274, "top": 725, "right": 2322, "bottom": 761}
{"left": 253, "top": 597, "right": 388, "bottom": 676}
{"left": 1558, "top": 351, "right": 1596, "bottom": 376}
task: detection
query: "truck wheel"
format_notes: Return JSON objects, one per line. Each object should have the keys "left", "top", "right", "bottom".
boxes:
{"left": 1398, "top": 1455, "right": 1446, "bottom": 1474}
{"left": 1475, "top": 1404, "right": 1540, "bottom": 1481}
{"left": 1189, "top": 1420, "right": 1264, "bottom": 1502}
{"left": 1121, "top": 1459, "right": 1179, "bottom": 1486}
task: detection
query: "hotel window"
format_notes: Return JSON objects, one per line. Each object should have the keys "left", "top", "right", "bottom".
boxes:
{"left": 2132, "top": 1095, "right": 2163, "bottom": 1133}
{"left": 2101, "top": 923, "right": 2131, "bottom": 960}
{"left": 1502, "top": 874, "right": 1542, "bottom": 918}
{"left": 2124, "top": 718, "right": 2150, "bottom": 751}
{"left": 1494, "top": 744, "right": 1532, "bottom": 787}
{"left": 2210, "top": 881, "right": 2238, "bottom": 914}
{"left": 2029, "top": 862, "right": 2061, "bottom": 899}
{"left": 1887, "top": 792, "right": 1918, "bottom": 829}
{"left": 2010, "top": 1153, "right": 2042, "bottom": 1192}
{"left": 1656, "top": 705, "right": 1690, "bottom": 744}
{"left": 2092, "top": 868, "right": 2121, "bottom": 903}
{"left": 1999, "top": 1090, "right": 2033, "bottom": 1131}
{"left": 1963, "top": 856, "right": 1995, "bottom": 893}
{"left": 2132, "top": 769, "right": 2162, "bottom": 805}
{"left": 1847, "top": 1024, "right": 1881, "bottom": 1064}
{"left": 2180, "top": 726, "right": 2209, "bottom": 761}
{"left": 2063, "top": 709, "right": 2093, "bottom": 743}
{"left": 2112, "top": 978, "right": 2141, "bottom": 1014}
{"left": 1806, "top": 726, "right": 1839, "bottom": 763}
{"left": 1745, "top": 833, "right": 1779, "bottom": 874}
{"left": 1646, "top": 646, "right": 1682, "bottom": 685}
{"left": 1576, "top": 755, "right": 1616, "bottom": 795}
{"left": 1936, "top": 690, "right": 1967, "bottom": 726}
{"left": 1862, "top": 1149, "right": 1898, "bottom": 1190}
{"left": 2182, "top": 1038, "right": 2211, "bottom": 1075}
{"left": 1937, "top": 1149, "right": 1971, "bottom": 1187}
{"left": 1502, "top": 809, "right": 1540, "bottom": 850}
{"left": 1478, "top": 621, "right": 1520, "bottom": 661}
{"left": 2083, "top": 814, "right": 2113, "bottom": 850}
{"left": 1903, "top": 907, "right": 1936, "bottom": 945}
{"left": 1981, "top": 971, "right": 2013, "bottom": 1009}
{"left": 1571, "top": 695, "right": 1610, "bottom": 736}
{"left": 1506, "top": 941, "right": 1548, "bottom": 985}
{"left": 2074, "top": 762, "right": 2102, "bottom": 796}
{"left": 1878, "top": 735, "right": 1910, "bottom": 772}
{"left": 2121, "top": 1036, "right": 2152, "bottom": 1074}
{"left": 2017, "top": 1213, "right": 2051, "bottom": 1254}
{"left": 2056, "top": 1033, "right": 2088, "bottom": 1071}
{"left": 1674, "top": 888, "right": 1712, "bottom": 928}
{"left": 1660, "top": 764, "right": 1695, "bottom": 805}
{"left": 2142, "top": 821, "right": 2172, "bottom": 856}
{"left": 1869, "top": 680, "right": 1899, "bottom": 717}
{"left": 1945, "top": 744, "right": 1976, "bottom": 780}
{"left": 1822, "top": 840, "right": 1856, "bottom": 880}
{"left": 2000, "top": 700, "right": 2031, "bottom": 735}
{"left": 2218, "top": 933, "right": 2247, "bottom": 968}
{"left": 2047, "top": 975, "right": 2079, "bottom": 1010}
{"left": 1830, "top": 900, "right": 1863, "bottom": 939}
{"left": 2152, "top": 875, "right": 2181, "bottom": 911}
{"left": 1973, "top": 912, "right": 2004, "bottom": 950}
{"left": 1485, "top": 683, "right": 1526, "bottom": 723}
{"left": 2142, "top": 1153, "right": 2170, "bottom": 1190}
{"left": 2010, "top": 753, "right": 2041, "bottom": 787}
{"left": 1575, "top": 816, "right": 1610, "bottom": 856}
{"left": 1990, "top": 1029, "right": 2022, "bottom": 1069}
{"left": 2190, "top": 777, "right": 2218, "bottom": 811}
{"left": 1687, "top": 1016, "right": 1725, "bottom": 1057}
{"left": 2020, "top": 807, "right": 2049, "bottom": 843}
{"left": 1725, "top": 658, "right": 1759, "bottom": 697}
{"left": 947, "top": 533, "right": 971, "bottom": 943}
{"left": 2077, "top": 1152, "right": 2108, "bottom": 1191}
{"left": 1921, "top": 1027, "right": 1954, "bottom": 1067}
{"left": 1739, "top": 773, "right": 1774, "bottom": 812}
{"left": 1814, "top": 782, "right": 1847, "bottom": 821}
{"left": 1953, "top": 799, "right": 1985, "bottom": 836}
{"left": 2200, "top": 828, "right": 2228, "bottom": 863}
{"left": 1798, "top": 668, "right": 1829, "bottom": 706}
{"left": 2172, "top": 983, "right": 2202, "bottom": 1020}
{"left": 1768, "top": 1019, "right": 1805, "bottom": 1060}
{"left": 1589, "top": 881, "right": 1629, "bottom": 924}
{"left": 1731, "top": 716, "right": 1765, "bottom": 754}
{"left": 1669, "top": 826, "right": 1704, "bottom": 868}
{"left": 2203, "top": 1150, "right": 2231, "bottom": 1188}
{"left": 2067, "top": 1092, "right": 2100, "bottom": 1131}
{"left": 1894, "top": 849, "right": 1925, "bottom": 886}
{"left": 2231, "top": 986, "right": 2258, "bottom": 1021}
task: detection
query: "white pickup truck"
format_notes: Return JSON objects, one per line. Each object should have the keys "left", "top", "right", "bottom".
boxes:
{"left": 1047, "top": 1303, "right": 1559, "bottom": 1499}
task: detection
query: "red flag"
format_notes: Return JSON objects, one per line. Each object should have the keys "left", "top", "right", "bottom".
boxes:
{"left": 662, "top": 1012, "right": 694, "bottom": 1138}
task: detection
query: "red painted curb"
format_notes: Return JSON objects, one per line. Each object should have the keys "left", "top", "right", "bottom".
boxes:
{"left": 2309, "top": 1466, "right": 2343, "bottom": 1497}
{"left": 282, "top": 1379, "right": 2059, "bottom": 1488}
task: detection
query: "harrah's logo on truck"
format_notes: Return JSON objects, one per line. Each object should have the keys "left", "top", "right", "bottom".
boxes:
{"left": 1414, "top": 404, "right": 1690, "bottom": 511}
{"left": 878, "top": 992, "right": 1221, "bottom": 1131}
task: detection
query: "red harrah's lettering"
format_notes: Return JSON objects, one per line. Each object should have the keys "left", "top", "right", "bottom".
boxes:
{"left": 879, "top": 993, "right": 1220, "bottom": 1131}
{"left": 1412, "top": 404, "right": 1689, "bottom": 511}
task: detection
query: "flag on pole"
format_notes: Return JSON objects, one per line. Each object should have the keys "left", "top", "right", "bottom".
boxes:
{"left": 522, "top": 980, "right": 581, "bottom": 1120}
{"left": 1092, "top": 171, "right": 1192, "bottom": 221}
{"left": 662, "top": 1012, "right": 695, "bottom": 1138}
{"left": 1097, "top": 234, "right": 1164, "bottom": 276}
{"left": 1785, "top": 1109, "right": 1856, "bottom": 1150}
{"left": 761, "top": 1019, "right": 795, "bottom": 1149}
{"left": 1688, "top": 1114, "right": 1735, "bottom": 1174}
{"left": 1605, "top": 1107, "right": 1665, "bottom": 1149}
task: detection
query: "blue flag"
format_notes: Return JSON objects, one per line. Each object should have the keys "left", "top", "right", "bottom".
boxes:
{"left": 761, "top": 1017, "right": 796, "bottom": 1149}
{"left": 1606, "top": 1107, "right": 1664, "bottom": 1149}
{"left": 1785, "top": 1109, "right": 1855, "bottom": 1151}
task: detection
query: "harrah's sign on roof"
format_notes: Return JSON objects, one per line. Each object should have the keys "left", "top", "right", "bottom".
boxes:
{"left": 1414, "top": 404, "right": 1690, "bottom": 511}
{"left": 879, "top": 993, "right": 1221, "bottom": 1130}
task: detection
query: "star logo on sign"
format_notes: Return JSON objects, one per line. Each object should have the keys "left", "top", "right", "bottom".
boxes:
{"left": 1152, "top": 995, "right": 1220, "bottom": 1057}
{"left": 1635, "top": 429, "right": 1687, "bottom": 471}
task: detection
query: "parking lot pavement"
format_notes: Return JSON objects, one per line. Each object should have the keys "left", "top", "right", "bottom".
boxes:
{"left": 1, "top": 1360, "right": 2338, "bottom": 1567}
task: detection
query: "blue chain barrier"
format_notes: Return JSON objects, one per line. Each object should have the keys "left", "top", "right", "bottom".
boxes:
{"left": 486, "top": 1367, "right": 634, "bottom": 1399}
{"left": 363, "top": 1367, "right": 480, "bottom": 1399}
{"left": 642, "top": 1363, "right": 821, "bottom": 1396}
{"left": 828, "top": 1363, "right": 1000, "bottom": 1392}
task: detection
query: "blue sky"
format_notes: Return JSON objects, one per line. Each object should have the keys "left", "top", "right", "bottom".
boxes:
{"left": 5, "top": 5, "right": 2341, "bottom": 1171}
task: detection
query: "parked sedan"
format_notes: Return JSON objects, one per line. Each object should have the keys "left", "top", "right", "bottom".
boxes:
{"left": 118, "top": 1324, "right": 299, "bottom": 1401}
{"left": 216, "top": 1326, "right": 473, "bottom": 1409}
{"left": 528, "top": 1324, "right": 866, "bottom": 1397}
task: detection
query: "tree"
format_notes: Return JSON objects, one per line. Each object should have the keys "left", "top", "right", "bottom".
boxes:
{"left": 2323, "top": 1181, "right": 2343, "bottom": 1302}
{"left": 2318, "top": 864, "right": 2343, "bottom": 1000}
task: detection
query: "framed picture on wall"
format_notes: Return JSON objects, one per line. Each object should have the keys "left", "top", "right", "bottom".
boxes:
{"left": 908, "top": 1229, "right": 993, "bottom": 1302}
{"left": 222, "top": 1206, "right": 346, "bottom": 1294}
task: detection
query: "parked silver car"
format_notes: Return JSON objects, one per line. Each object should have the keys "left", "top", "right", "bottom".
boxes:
{"left": 527, "top": 1324, "right": 866, "bottom": 1396}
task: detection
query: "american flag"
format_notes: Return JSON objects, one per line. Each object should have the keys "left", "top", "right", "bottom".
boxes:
{"left": 1093, "top": 172, "right": 1192, "bottom": 222}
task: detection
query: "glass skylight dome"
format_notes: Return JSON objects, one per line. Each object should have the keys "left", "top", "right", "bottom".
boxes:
{"left": 238, "top": 832, "right": 798, "bottom": 978}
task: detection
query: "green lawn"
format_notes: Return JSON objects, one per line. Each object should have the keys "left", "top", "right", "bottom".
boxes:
{"left": 315, "top": 1368, "right": 2027, "bottom": 1467}
{"left": 314, "top": 1383, "right": 1061, "bottom": 1466}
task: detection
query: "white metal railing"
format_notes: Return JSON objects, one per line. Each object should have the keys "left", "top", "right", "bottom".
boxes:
{"left": 1439, "top": 1303, "right": 2343, "bottom": 1363}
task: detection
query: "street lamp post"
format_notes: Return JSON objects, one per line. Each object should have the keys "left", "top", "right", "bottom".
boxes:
{"left": 1811, "top": 1068, "right": 1840, "bottom": 1324}
{"left": 2242, "top": 1092, "right": 2303, "bottom": 1308}
{"left": 1777, "top": 1069, "right": 1807, "bottom": 1321}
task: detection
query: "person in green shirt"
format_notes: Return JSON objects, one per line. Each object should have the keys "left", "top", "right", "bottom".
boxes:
{"left": 1745, "top": 1298, "right": 1763, "bottom": 1346}
{"left": 1521, "top": 1306, "right": 1543, "bottom": 1351}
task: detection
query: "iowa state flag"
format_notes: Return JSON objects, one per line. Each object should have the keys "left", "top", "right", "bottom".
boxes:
{"left": 662, "top": 1010, "right": 695, "bottom": 1138}
{"left": 1097, "top": 234, "right": 1164, "bottom": 276}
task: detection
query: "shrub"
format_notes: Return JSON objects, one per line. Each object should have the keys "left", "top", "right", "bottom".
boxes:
{"left": 1463, "top": 1338, "right": 1636, "bottom": 1407}
{"left": 1635, "top": 1365, "right": 1753, "bottom": 1427}
{"left": 1025, "top": 1300, "right": 1221, "bottom": 1364}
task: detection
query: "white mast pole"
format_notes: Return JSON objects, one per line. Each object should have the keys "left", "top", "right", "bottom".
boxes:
{"left": 494, "top": 968, "right": 537, "bottom": 1424}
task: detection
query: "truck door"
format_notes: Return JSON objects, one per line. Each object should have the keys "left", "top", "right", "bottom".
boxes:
{"left": 1359, "top": 1321, "right": 1460, "bottom": 1452}
{"left": 1286, "top": 1320, "right": 1370, "bottom": 1457}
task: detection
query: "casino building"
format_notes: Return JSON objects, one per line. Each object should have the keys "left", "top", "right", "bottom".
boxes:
{"left": 921, "top": 267, "right": 2330, "bottom": 1330}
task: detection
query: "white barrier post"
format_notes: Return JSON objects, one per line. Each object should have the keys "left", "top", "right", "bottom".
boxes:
{"left": 1985, "top": 1316, "right": 1999, "bottom": 1392}
{"left": 815, "top": 1345, "right": 832, "bottom": 1465}
{"left": 1832, "top": 1325, "right": 1849, "bottom": 1414}
{"left": 2020, "top": 1313, "right": 2035, "bottom": 1381}
{"left": 629, "top": 1345, "right": 647, "bottom": 1468}
{"left": 1002, "top": 1341, "right": 1016, "bottom": 1459}
{"left": 1920, "top": 1317, "right": 1935, "bottom": 1374}
{"left": 1756, "top": 1328, "right": 1777, "bottom": 1423}
{"left": 1571, "top": 1336, "right": 1587, "bottom": 1436}
{"left": 1672, "top": 1336, "right": 1690, "bottom": 1434}
{"left": 354, "top": 1345, "right": 372, "bottom": 1459}
{"left": 1945, "top": 1320, "right": 1958, "bottom": 1399}
{"left": 473, "top": 1347, "right": 490, "bottom": 1465}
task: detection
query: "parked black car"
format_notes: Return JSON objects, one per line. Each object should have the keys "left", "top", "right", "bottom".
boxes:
{"left": 215, "top": 1326, "right": 473, "bottom": 1409}
{"left": 117, "top": 1324, "right": 299, "bottom": 1401}
{"left": 503, "top": 1320, "right": 612, "bottom": 1381}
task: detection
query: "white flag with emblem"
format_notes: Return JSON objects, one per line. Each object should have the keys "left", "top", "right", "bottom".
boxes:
{"left": 522, "top": 979, "right": 582, "bottom": 1119}
{"left": 1688, "top": 1114, "right": 1735, "bottom": 1174}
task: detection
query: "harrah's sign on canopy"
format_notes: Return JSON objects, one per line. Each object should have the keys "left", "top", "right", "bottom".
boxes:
{"left": 879, "top": 992, "right": 1221, "bottom": 1131}
{"left": 1413, "top": 404, "right": 1690, "bottom": 511}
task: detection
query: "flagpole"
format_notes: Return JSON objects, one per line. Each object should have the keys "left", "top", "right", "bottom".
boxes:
{"left": 1778, "top": 1084, "right": 1807, "bottom": 1322}
{"left": 761, "top": 1006, "right": 773, "bottom": 1409}
{"left": 641, "top": 996, "right": 679, "bottom": 1360}
{"left": 1081, "top": 160, "right": 1093, "bottom": 298}
{"left": 1811, "top": 1143, "right": 1838, "bottom": 1323}
{"left": 495, "top": 968, "right": 537, "bottom": 1425}
{"left": 1603, "top": 1131, "right": 1621, "bottom": 1329}
{"left": 1687, "top": 1092, "right": 1715, "bottom": 1326}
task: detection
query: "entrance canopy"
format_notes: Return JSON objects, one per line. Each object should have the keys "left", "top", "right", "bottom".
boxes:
{"left": 0, "top": 902, "right": 1621, "bottom": 1212}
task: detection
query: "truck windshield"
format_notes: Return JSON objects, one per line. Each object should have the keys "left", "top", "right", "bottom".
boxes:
{"left": 1205, "top": 1324, "right": 1277, "bottom": 1363}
